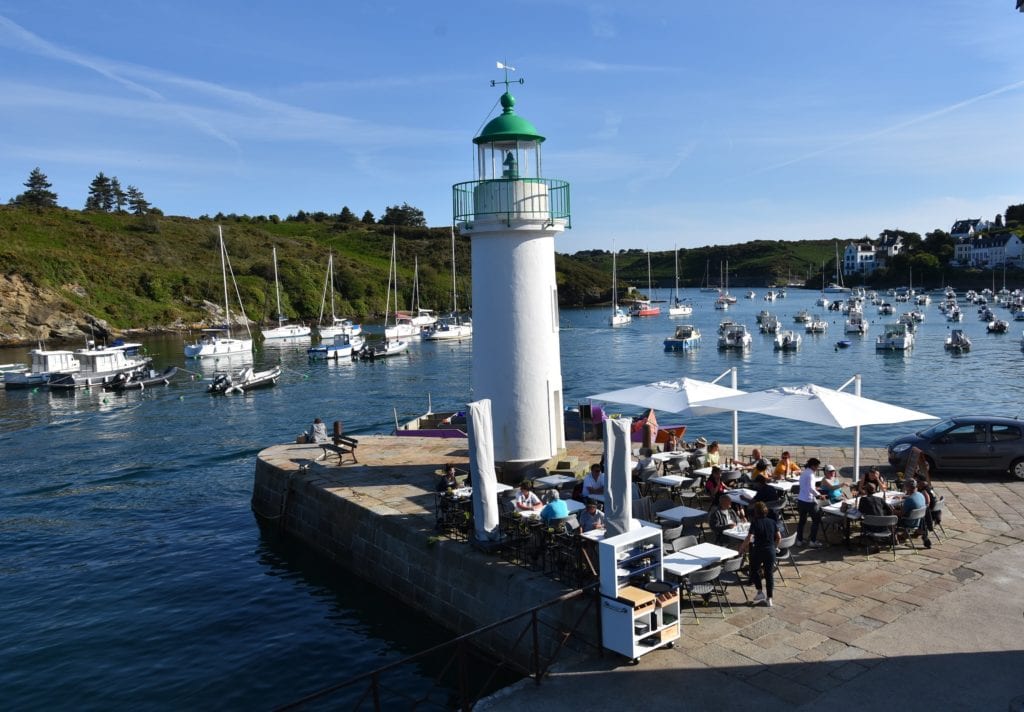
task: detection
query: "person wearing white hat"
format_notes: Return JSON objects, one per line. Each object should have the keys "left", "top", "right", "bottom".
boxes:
{"left": 818, "top": 464, "right": 844, "bottom": 503}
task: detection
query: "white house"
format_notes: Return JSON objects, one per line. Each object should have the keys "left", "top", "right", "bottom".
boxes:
{"left": 844, "top": 240, "right": 876, "bottom": 275}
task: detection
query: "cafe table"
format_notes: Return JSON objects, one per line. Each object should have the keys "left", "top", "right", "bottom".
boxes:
{"left": 533, "top": 473, "right": 577, "bottom": 489}
{"left": 654, "top": 504, "right": 707, "bottom": 524}
{"left": 651, "top": 451, "right": 691, "bottom": 472}
{"left": 720, "top": 522, "right": 752, "bottom": 543}
{"left": 663, "top": 543, "right": 739, "bottom": 578}
{"left": 725, "top": 488, "right": 757, "bottom": 505}
{"left": 517, "top": 498, "right": 586, "bottom": 520}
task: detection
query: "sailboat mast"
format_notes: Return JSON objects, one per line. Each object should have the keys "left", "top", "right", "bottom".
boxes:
{"left": 329, "top": 253, "right": 337, "bottom": 320}
{"left": 450, "top": 227, "right": 458, "bottom": 314}
{"left": 272, "top": 246, "right": 283, "bottom": 326}
{"left": 647, "top": 252, "right": 652, "bottom": 294}
{"left": 673, "top": 246, "right": 679, "bottom": 301}
{"left": 219, "top": 226, "right": 230, "bottom": 330}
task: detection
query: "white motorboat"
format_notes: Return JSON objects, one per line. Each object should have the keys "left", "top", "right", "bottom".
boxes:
{"left": 48, "top": 342, "right": 152, "bottom": 390}
{"left": 876, "top": 323, "right": 914, "bottom": 351}
{"left": 944, "top": 329, "right": 971, "bottom": 353}
{"left": 307, "top": 333, "right": 365, "bottom": 360}
{"left": 987, "top": 319, "right": 1010, "bottom": 334}
{"left": 774, "top": 330, "right": 802, "bottom": 351}
{"left": 207, "top": 365, "right": 281, "bottom": 394}
{"left": 3, "top": 348, "right": 80, "bottom": 388}
{"left": 663, "top": 324, "right": 701, "bottom": 351}
{"left": 805, "top": 315, "right": 828, "bottom": 333}
{"left": 793, "top": 309, "right": 811, "bottom": 323}
{"left": 261, "top": 246, "right": 311, "bottom": 340}
{"left": 184, "top": 227, "right": 254, "bottom": 358}
{"left": 718, "top": 324, "right": 752, "bottom": 350}
{"left": 759, "top": 314, "right": 780, "bottom": 334}
{"left": 844, "top": 309, "right": 868, "bottom": 335}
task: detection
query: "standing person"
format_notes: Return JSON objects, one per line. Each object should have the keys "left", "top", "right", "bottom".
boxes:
{"left": 581, "top": 463, "right": 606, "bottom": 499}
{"left": 907, "top": 447, "right": 931, "bottom": 485}
{"left": 796, "top": 457, "right": 825, "bottom": 548}
{"left": 662, "top": 431, "right": 679, "bottom": 453}
{"left": 739, "top": 501, "right": 782, "bottom": 607}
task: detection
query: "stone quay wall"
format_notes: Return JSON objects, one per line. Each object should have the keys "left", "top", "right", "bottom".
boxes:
{"left": 251, "top": 439, "right": 599, "bottom": 672}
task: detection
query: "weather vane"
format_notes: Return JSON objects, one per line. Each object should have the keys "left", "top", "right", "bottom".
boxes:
{"left": 491, "top": 61, "right": 525, "bottom": 91}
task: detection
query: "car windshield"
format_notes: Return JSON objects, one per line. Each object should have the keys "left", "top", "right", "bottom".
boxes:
{"left": 918, "top": 419, "right": 955, "bottom": 439}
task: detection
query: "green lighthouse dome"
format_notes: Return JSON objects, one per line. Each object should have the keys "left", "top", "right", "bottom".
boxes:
{"left": 473, "top": 92, "right": 545, "bottom": 145}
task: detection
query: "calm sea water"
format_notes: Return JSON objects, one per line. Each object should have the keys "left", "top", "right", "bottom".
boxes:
{"left": 1, "top": 288, "right": 1021, "bottom": 708}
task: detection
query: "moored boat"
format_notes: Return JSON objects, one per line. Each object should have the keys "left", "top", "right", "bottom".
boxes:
{"left": 261, "top": 246, "right": 311, "bottom": 340}
{"left": 773, "top": 330, "right": 801, "bottom": 351}
{"left": 664, "top": 324, "right": 701, "bottom": 351}
{"left": 207, "top": 365, "right": 281, "bottom": 394}
{"left": 944, "top": 329, "right": 972, "bottom": 353}
{"left": 184, "top": 227, "right": 254, "bottom": 358}
{"left": 307, "top": 333, "right": 365, "bottom": 360}
{"left": 48, "top": 343, "right": 152, "bottom": 390}
{"left": 718, "top": 324, "right": 752, "bottom": 350}
{"left": 104, "top": 366, "right": 178, "bottom": 391}
{"left": 3, "top": 348, "right": 80, "bottom": 388}
{"left": 876, "top": 322, "right": 914, "bottom": 351}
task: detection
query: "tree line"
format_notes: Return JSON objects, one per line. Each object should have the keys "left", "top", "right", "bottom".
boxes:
{"left": 10, "top": 167, "right": 156, "bottom": 215}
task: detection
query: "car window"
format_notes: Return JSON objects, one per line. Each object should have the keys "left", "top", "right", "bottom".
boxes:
{"left": 919, "top": 419, "right": 955, "bottom": 439}
{"left": 991, "top": 424, "right": 1021, "bottom": 442}
{"left": 941, "top": 424, "right": 986, "bottom": 443}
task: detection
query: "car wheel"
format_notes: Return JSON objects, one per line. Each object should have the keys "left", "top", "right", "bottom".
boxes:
{"left": 1011, "top": 458, "right": 1024, "bottom": 481}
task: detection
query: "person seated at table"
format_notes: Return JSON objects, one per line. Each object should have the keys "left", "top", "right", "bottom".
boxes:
{"left": 690, "top": 437, "right": 708, "bottom": 468}
{"left": 855, "top": 482, "right": 893, "bottom": 533}
{"left": 579, "top": 499, "right": 605, "bottom": 532}
{"left": 734, "top": 448, "right": 765, "bottom": 470}
{"left": 582, "top": 463, "right": 607, "bottom": 498}
{"left": 705, "top": 440, "right": 722, "bottom": 467}
{"left": 708, "top": 492, "right": 745, "bottom": 543}
{"left": 739, "top": 501, "right": 782, "bottom": 607}
{"left": 514, "top": 482, "right": 543, "bottom": 511}
{"left": 436, "top": 464, "right": 460, "bottom": 492}
{"left": 856, "top": 466, "right": 887, "bottom": 495}
{"left": 704, "top": 466, "right": 727, "bottom": 499}
{"left": 817, "top": 465, "right": 845, "bottom": 503}
{"left": 772, "top": 451, "right": 800, "bottom": 480}
{"left": 913, "top": 473, "right": 940, "bottom": 535}
{"left": 632, "top": 448, "right": 656, "bottom": 481}
{"left": 897, "top": 478, "right": 932, "bottom": 549}
{"left": 540, "top": 489, "right": 569, "bottom": 524}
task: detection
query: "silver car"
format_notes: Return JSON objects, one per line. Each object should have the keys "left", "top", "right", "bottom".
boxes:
{"left": 887, "top": 416, "right": 1024, "bottom": 479}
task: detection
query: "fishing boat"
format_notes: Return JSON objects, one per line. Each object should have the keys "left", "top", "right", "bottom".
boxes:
{"left": 3, "top": 348, "right": 80, "bottom": 388}
{"left": 876, "top": 322, "right": 914, "bottom": 351}
{"left": 261, "top": 246, "right": 311, "bottom": 340}
{"left": 663, "top": 324, "right": 701, "bottom": 352}
{"left": 317, "top": 252, "right": 365, "bottom": 339}
{"left": 667, "top": 247, "right": 692, "bottom": 317}
{"left": 48, "top": 342, "right": 152, "bottom": 390}
{"left": 773, "top": 330, "right": 801, "bottom": 351}
{"left": 184, "top": 227, "right": 254, "bottom": 358}
{"left": 629, "top": 252, "right": 661, "bottom": 317}
{"left": 718, "top": 324, "right": 752, "bottom": 350}
{"left": 945, "top": 329, "right": 972, "bottom": 353}
{"left": 361, "top": 232, "right": 410, "bottom": 357}
{"left": 207, "top": 365, "right": 282, "bottom": 394}
{"left": 104, "top": 366, "right": 178, "bottom": 391}
{"left": 307, "top": 332, "right": 366, "bottom": 360}
{"left": 805, "top": 315, "right": 829, "bottom": 333}
{"left": 609, "top": 249, "right": 632, "bottom": 326}
{"left": 758, "top": 314, "right": 780, "bottom": 334}
{"left": 423, "top": 228, "right": 472, "bottom": 341}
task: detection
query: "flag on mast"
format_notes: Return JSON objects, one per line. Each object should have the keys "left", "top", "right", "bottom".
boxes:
{"left": 496, "top": 61, "right": 516, "bottom": 71}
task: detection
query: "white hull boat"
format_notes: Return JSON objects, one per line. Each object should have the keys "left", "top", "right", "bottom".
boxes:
{"left": 262, "top": 246, "right": 310, "bottom": 339}
{"left": 207, "top": 365, "right": 281, "bottom": 394}
{"left": 3, "top": 348, "right": 80, "bottom": 388}
{"left": 185, "top": 227, "right": 254, "bottom": 358}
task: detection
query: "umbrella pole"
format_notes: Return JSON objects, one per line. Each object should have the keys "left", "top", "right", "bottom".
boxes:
{"left": 853, "top": 374, "right": 862, "bottom": 478}
{"left": 731, "top": 367, "right": 739, "bottom": 462}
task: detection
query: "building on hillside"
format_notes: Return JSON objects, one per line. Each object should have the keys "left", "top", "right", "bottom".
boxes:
{"left": 844, "top": 240, "right": 876, "bottom": 275}
{"left": 954, "top": 233, "right": 1023, "bottom": 268}
{"left": 950, "top": 219, "right": 989, "bottom": 239}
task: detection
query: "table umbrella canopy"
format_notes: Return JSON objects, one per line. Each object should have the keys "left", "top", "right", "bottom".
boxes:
{"left": 588, "top": 376, "right": 745, "bottom": 415}
{"left": 694, "top": 383, "right": 937, "bottom": 430}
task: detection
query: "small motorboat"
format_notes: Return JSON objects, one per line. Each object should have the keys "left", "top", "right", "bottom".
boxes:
{"left": 207, "top": 365, "right": 281, "bottom": 394}
{"left": 945, "top": 329, "right": 972, "bottom": 353}
{"left": 104, "top": 366, "right": 178, "bottom": 391}
{"left": 987, "top": 319, "right": 1009, "bottom": 334}
{"left": 835, "top": 340, "right": 852, "bottom": 349}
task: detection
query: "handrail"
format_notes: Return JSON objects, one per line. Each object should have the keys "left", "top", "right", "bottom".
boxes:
{"left": 276, "top": 583, "right": 600, "bottom": 711}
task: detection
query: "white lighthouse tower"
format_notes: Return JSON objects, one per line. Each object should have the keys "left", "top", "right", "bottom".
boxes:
{"left": 453, "top": 68, "right": 571, "bottom": 466}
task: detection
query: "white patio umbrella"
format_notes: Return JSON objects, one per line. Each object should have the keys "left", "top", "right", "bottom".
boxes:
{"left": 693, "top": 374, "right": 938, "bottom": 476}
{"left": 587, "top": 369, "right": 745, "bottom": 457}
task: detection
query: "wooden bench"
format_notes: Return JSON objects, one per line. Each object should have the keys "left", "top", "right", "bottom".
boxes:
{"left": 319, "top": 435, "right": 359, "bottom": 465}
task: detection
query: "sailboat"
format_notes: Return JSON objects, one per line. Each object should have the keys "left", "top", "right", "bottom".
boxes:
{"left": 261, "top": 246, "right": 312, "bottom": 339}
{"left": 407, "top": 257, "right": 437, "bottom": 327}
{"left": 823, "top": 242, "right": 851, "bottom": 293}
{"left": 383, "top": 232, "right": 420, "bottom": 340}
{"left": 700, "top": 259, "right": 720, "bottom": 292}
{"left": 423, "top": 228, "right": 473, "bottom": 341}
{"left": 629, "top": 252, "right": 661, "bottom": 317}
{"left": 609, "top": 248, "right": 632, "bottom": 326}
{"left": 360, "top": 232, "right": 410, "bottom": 358}
{"left": 317, "top": 252, "right": 362, "bottom": 340}
{"left": 184, "top": 226, "right": 254, "bottom": 358}
{"left": 667, "top": 247, "right": 692, "bottom": 317}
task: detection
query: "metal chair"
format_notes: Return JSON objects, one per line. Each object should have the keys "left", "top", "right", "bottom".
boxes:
{"left": 860, "top": 514, "right": 898, "bottom": 560}
{"left": 679, "top": 514, "right": 707, "bottom": 543}
{"left": 898, "top": 506, "right": 928, "bottom": 552}
{"left": 681, "top": 565, "right": 727, "bottom": 621}
{"left": 718, "top": 555, "right": 749, "bottom": 604}
{"left": 666, "top": 534, "right": 698, "bottom": 553}
{"left": 773, "top": 532, "right": 801, "bottom": 584}
{"left": 930, "top": 496, "right": 948, "bottom": 540}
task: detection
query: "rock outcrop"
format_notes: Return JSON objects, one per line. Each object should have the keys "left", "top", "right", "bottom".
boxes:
{"left": 0, "top": 274, "right": 107, "bottom": 346}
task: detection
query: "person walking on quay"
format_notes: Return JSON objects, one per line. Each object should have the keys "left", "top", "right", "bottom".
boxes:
{"left": 796, "top": 457, "right": 825, "bottom": 548}
{"left": 739, "top": 501, "right": 782, "bottom": 607}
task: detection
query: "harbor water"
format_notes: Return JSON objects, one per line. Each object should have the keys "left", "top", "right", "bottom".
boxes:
{"left": 1, "top": 288, "right": 1021, "bottom": 708}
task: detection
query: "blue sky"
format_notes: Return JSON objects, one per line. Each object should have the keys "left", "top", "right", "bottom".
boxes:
{"left": 1, "top": 1, "right": 1022, "bottom": 253}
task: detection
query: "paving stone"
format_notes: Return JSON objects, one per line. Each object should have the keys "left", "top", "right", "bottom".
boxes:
{"left": 745, "top": 669, "right": 820, "bottom": 704}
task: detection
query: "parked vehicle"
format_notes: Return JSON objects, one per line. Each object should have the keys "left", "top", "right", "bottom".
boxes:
{"left": 887, "top": 416, "right": 1024, "bottom": 478}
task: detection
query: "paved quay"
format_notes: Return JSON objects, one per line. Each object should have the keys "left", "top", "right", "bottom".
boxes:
{"left": 259, "top": 436, "right": 1024, "bottom": 711}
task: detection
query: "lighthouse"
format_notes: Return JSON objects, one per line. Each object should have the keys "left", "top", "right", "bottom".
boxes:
{"left": 453, "top": 68, "right": 571, "bottom": 466}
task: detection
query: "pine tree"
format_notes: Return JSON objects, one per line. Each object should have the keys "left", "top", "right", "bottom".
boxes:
{"left": 361, "top": 210, "right": 376, "bottom": 224}
{"left": 85, "top": 172, "right": 113, "bottom": 211}
{"left": 110, "top": 177, "right": 127, "bottom": 213}
{"left": 15, "top": 167, "right": 58, "bottom": 208}
{"left": 338, "top": 206, "right": 358, "bottom": 223}
{"left": 125, "top": 185, "right": 150, "bottom": 215}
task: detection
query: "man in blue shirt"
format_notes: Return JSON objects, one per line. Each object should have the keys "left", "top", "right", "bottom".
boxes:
{"left": 540, "top": 489, "right": 569, "bottom": 523}
{"left": 898, "top": 478, "right": 932, "bottom": 549}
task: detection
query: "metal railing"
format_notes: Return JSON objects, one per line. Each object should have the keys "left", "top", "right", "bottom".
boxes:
{"left": 452, "top": 178, "right": 571, "bottom": 228}
{"left": 275, "top": 584, "right": 601, "bottom": 711}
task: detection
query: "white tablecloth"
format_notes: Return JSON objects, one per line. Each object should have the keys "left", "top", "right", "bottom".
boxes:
{"left": 656, "top": 505, "right": 707, "bottom": 523}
